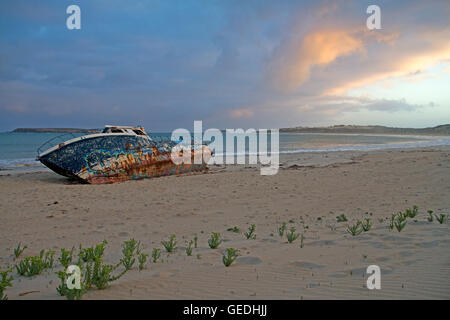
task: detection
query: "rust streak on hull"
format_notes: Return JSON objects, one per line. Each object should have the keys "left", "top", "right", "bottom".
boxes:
{"left": 83, "top": 150, "right": 208, "bottom": 184}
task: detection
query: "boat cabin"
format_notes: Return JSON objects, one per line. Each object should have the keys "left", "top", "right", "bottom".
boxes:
{"left": 102, "top": 125, "right": 147, "bottom": 136}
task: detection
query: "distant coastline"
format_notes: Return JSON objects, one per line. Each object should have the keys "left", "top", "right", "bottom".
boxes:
{"left": 10, "top": 124, "right": 450, "bottom": 135}
{"left": 11, "top": 128, "right": 101, "bottom": 134}
{"left": 279, "top": 124, "right": 450, "bottom": 135}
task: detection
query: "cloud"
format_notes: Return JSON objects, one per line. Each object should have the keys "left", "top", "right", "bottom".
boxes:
{"left": 229, "top": 108, "right": 254, "bottom": 119}
{"left": 291, "top": 95, "right": 427, "bottom": 115}
{"left": 325, "top": 33, "right": 450, "bottom": 95}
{"left": 268, "top": 21, "right": 450, "bottom": 97}
{"left": 228, "top": 95, "right": 435, "bottom": 129}
{"left": 270, "top": 29, "right": 365, "bottom": 92}
{"left": 265, "top": 1, "right": 450, "bottom": 101}
{"left": 323, "top": 96, "right": 428, "bottom": 113}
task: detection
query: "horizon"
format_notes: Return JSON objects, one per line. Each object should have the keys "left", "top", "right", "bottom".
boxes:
{"left": 4, "top": 123, "right": 450, "bottom": 134}
{"left": 1, "top": 1, "right": 450, "bottom": 131}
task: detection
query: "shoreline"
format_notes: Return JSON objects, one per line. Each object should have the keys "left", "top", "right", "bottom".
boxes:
{"left": 2, "top": 134, "right": 450, "bottom": 175}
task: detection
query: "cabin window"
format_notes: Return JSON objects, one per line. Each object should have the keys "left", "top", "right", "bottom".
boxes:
{"left": 111, "top": 128, "right": 124, "bottom": 133}
{"left": 133, "top": 130, "right": 145, "bottom": 135}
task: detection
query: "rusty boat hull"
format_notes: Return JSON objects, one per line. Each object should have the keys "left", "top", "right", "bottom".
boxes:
{"left": 37, "top": 127, "right": 209, "bottom": 184}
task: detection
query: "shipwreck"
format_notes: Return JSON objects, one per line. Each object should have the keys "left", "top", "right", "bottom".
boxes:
{"left": 36, "top": 125, "right": 210, "bottom": 184}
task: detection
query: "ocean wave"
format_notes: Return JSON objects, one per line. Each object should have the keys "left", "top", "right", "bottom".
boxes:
{"left": 212, "top": 136, "right": 450, "bottom": 157}
{"left": 0, "top": 158, "right": 42, "bottom": 170}
{"left": 278, "top": 136, "right": 450, "bottom": 154}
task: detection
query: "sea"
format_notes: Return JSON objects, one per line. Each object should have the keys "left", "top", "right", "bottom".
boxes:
{"left": 1, "top": 131, "right": 450, "bottom": 173}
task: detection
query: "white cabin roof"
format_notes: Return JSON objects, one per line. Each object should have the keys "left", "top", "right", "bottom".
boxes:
{"left": 104, "top": 125, "right": 145, "bottom": 130}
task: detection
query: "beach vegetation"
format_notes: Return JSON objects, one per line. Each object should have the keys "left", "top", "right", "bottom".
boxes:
{"left": 161, "top": 235, "right": 177, "bottom": 252}
{"left": 336, "top": 214, "right": 348, "bottom": 223}
{"left": 186, "top": 240, "right": 194, "bottom": 256}
{"left": 286, "top": 227, "right": 300, "bottom": 243}
{"left": 222, "top": 248, "right": 239, "bottom": 267}
{"left": 405, "top": 205, "right": 419, "bottom": 218}
{"left": 361, "top": 218, "right": 372, "bottom": 232}
{"left": 81, "top": 259, "right": 118, "bottom": 290}
{"left": 79, "top": 260, "right": 114, "bottom": 290}
{"left": 227, "top": 226, "right": 240, "bottom": 233}
{"left": 70, "top": 240, "right": 131, "bottom": 293}
{"left": 194, "top": 235, "right": 198, "bottom": 248}
{"left": 244, "top": 224, "right": 256, "bottom": 240}
{"left": 120, "top": 238, "right": 140, "bottom": 271}
{"left": 43, "top": 249, "right": 56, "bottom": 269}
{"left": 394, "top": 217, "right": 407, "bottom": 232}
{"left": 78, "top": 240, "right": 107, "bottom": 264}
{"left": 427, "top": 210, "right": 434, "bottom": 222}
{"left": 278, "top": 222, "right": 287, "bottom": 237}
{"left": 151, "top": 248, "right": 161, "bottom": 263}
{"left": 389, "top": 214, "right": 396, "bottom": 230}
{"left": 138, "top": 253, "right": 149, "bottom": 271}
{"left": 0, "top": 269, "right": 13, "bottom": 300}
{"left": 435, "top": 213, "right": 448, "bottom": 224}
{"left": 16, "top": 249, "right": 55, "bottom": 277}
{"left": 13, "top": 243, "right": 27, "bottom": 259}
{"left": 59, "top": 247, "right": 74, "bottom": 269}
{"left": 56, "top": 269, "right": 86, "bottom": 300}
{"left": 347, "top": 221, "right": 363, "bottom": 236}
{"left": 397, "top": 211, "right": 408, "bottom": 221}
{"left": 208, "top": 232, "right": 223, "bottom": 249}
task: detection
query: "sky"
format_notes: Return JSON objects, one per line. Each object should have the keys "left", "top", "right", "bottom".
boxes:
{"left": 0, "top": 0, "right": 449, "bottom": 132}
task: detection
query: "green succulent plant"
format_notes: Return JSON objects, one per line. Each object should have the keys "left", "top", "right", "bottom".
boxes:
{"left": 0, "top": 269, "right": 13, "bottom": 300}
{"left": 286, "top": 227, "right": 300, "bottom": 243}
{"left": 244, "top": 224, "right": 256, "bottom": 240}
{"left": 347, "top": 221, "right": 363, "bottom": 236}
{"left": 208, "top": 232, "right": 223, "bottom": 249}
{"left": 13, "top": 243, "right": 27, "bottom": 259}
{"left": 161, "top": 235, "right": 177, "bottom": 252}
{"left": 435, "top": 213, "right": 448, "bottom": 224}
{"left": 152, "top": 248, "right": 161, "bottom": 263}
{"left": 278, "top": 222, "right": 287, "bottom": 237}
{"left": 362, "top": 218, "right": 372, "bottom": 232}
{"left": 186, "top": 240, "right": 194, "bottom": 256}
{"left": 222, "top": 248, "right": 239, "bottom": 267}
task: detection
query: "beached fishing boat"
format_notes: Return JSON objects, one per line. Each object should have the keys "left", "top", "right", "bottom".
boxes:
{"left": 36, "top": 125, "right": 209, "bottom": 184}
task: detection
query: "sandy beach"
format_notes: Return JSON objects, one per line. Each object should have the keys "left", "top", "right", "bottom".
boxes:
{"left": 1, "top": 146, "right": 449, "bottom": 299}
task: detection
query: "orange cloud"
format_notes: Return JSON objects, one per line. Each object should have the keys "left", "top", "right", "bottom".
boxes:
{"left": 326, "top": 41, "right": 450, "bottom": 95}
{"left": 229, "top": 108, "right": 254, "bottom": 119}
{"left": 273, "top": 30, "right": 364, "bottom": 91}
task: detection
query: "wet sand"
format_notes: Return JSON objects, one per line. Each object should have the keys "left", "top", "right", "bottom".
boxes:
{"left": 0, "top": 147, "right": 449, "bottom": 299}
